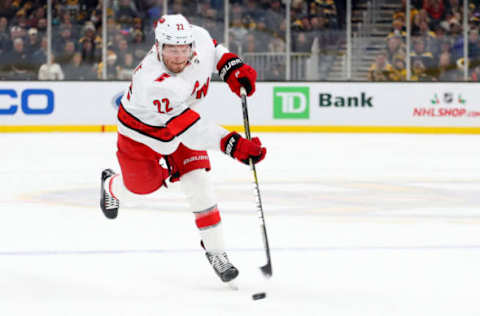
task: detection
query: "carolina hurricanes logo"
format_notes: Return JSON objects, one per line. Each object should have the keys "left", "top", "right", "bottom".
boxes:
{"left": 191, "top": 78, "right": 210, "bottom": 99}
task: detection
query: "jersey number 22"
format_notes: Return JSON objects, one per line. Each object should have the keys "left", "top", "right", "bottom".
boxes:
{"left": 153, "top": 98, "right": 172, "bottom": 113}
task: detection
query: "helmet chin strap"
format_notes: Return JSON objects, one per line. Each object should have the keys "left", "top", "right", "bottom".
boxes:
{"left": 155, "top": 41, "right": 162, "bottom": 62}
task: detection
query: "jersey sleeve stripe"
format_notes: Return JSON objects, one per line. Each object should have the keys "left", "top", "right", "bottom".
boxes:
{"left": 118, "top": 103, "right": 200, "bottom": 142}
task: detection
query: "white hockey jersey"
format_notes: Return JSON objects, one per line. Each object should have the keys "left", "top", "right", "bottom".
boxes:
{"left": 117, "top": 25, "right": 230, "bottom": 155}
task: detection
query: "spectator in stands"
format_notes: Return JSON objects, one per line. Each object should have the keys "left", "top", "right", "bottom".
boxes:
{"left": 81, "top": 38, "right": 99, "bottom": 64}
{"left": 386, "top": 35, "right": 406, "bottom": 64}
{"left": 115, "top": 0, "right": 139, "bottom": 28}
{"left": 169, "top": 0, "right": 184, "bottom": 15}
{"left": 411, "top": 38, "right": 434, "bottom": 70}
{"left": 389, "top": 18, "right": 407, "bottom": 39}
{"left": 417, "top": 20, "right": 437, "bottom": 53}
{"left": 445, "top": 0, "right": 462, "bottom": 21}
{"left": 38, "top": 54, "right": 65, "bottom": 80}
{"left": 229, "top": 15, "right": 248, "bottom": 53}
{"left": 250, "top": 16, "right": 270, "bottom": 52}
{"left": 368, "top": 51, "right": 393, "bottom": 81}
{"left": 0, "top": 16, "right": 8, "bottom": 55}
{"left": 111, "top": 30, "right": 124, "bottom": 50}
{"left": 244, "top": 0, "right": 262, "bottom": 21}
{"left": 202, "top": 8, "right": 223, "bottom": 43}
{"left": 114, "top": 37, "right": 130, "bottom": 67}
{"left": 130, "top": 29, "right": 148, "bottom": 65}
{"left": 90, "top": 1, "right": 103, "bottom": 30}
{"left": 36, "top": 18, "right": 47, "bottom": 38}
{"left": 57, "top": 40, "right": 76, "bottom": 66}
{"left": 5, "top": 38, "right": 35, "bottom": 80}
{"left": 450, "top": 18, "right": 466, "bottom": 61}
{"left": 431, "top": 23, "right": 448, "bottom": 55}
{"left": 117, "top": 52, "right": 134, "bottom": 80}
{"left": 131, "top": 16, "right": 144, "bottom": 32}
{"left": 299, "top": 14, "right": 313, "bottom": 33}
{"left": 467, "top": 28, "right": 480, "bottom": 64}
{"left": 97, "top": 50, "right": 118, "bottom": 79}
{"left": 63, "top": 52, "right": 96, "bottom": 80}
{"left": 424, "top": 0, "right": 446, "bottom": 24}
{"left": 25, "top": 28, "right": 40, "bottom": 56}
{"left": 412, "top": 9, "right": 430, "bottom": 36}
{"left": 80, "top": 22, "right": 97, "bottom": 43}
{"left": 58, "top": 11, "right": 77, "bottom": 37}
{"left": 411, "top": 59, "right": 434, "bottom": 81}
{"left": 437, "top": 51, "right": 459, "bottom": 81}
{"left": 243, "top": 33, "right": 257, "bottom": 53}
{"left": 471, "top": 64, "right": 480, "bottom": 81}
{"left": 6, "top": 25, "right": 25, "bottom": 52}
{"left": 311, "top": 14, "right": 337, "bottom": 48}
{"left": 292, "top": 32, "right": 312, "bottom": 52}
{"left": 195, "top": 1, "right": 213, "bottom": 26}
{"left": 268, "top": 31, "right": 286, "bottom": 53}
{"left": 317, "top": 0, "right": 338, "bottom": 29}
{"left": 12, "top": 9, "right": 29, "bottom": 31}
{"left": 265, "top": 0, "right": 285, "bottom": 32}
{"left": 0, "top": 0, "right": 16, "bottom": 21}
{"left": 264, "top": 61, "right": 286, "bottom": 80}
{"left": 393, "top": 0, "right": 419, "bottom": 29}
{"left": 27, "top": 6, "right": 46, "bottom": 30}
{"left": 390, "top": 55, "right": 407, "bottom": 81}
{"left": 54, "top": 26, "right": 74, "bottom": 53}
{"left": 31, "top": 35, "right": 48, "bottom": 69}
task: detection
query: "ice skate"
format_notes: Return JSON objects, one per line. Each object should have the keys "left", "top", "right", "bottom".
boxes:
{"left": 205, "top": 251, "right": 239, "bottom": 283}
{"left": 100, "top": 168, "right": 119, "bottom": 219}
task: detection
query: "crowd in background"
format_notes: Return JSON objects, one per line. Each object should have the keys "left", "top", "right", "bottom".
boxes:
{"left": 5, "top": 0, "right": 480, "bottom": 81}
{"left": 369, "top": 0, "right": 480, "bottom": 81}
{"left": 0, "top": 0, "right": 150, "bottom": 80}
{"left": 0, "top": 0, "right": 342, "bottom": 81}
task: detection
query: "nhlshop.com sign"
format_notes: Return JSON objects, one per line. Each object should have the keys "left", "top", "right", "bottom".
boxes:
{"left": 413, "top": 92, "right": 480, "bottom": 118}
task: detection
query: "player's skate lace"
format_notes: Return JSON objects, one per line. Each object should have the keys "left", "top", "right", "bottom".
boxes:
{"left": 205, "top": 251, "right": 239, "bottom": 282}
{"left": 100, "top": 169, "right": 119, "bottom": 219}
{"left": 104, "top": 192, "right": 119, "bottom": 210}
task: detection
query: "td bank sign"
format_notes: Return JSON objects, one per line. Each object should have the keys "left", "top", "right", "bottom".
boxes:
{"left": 319, "top": 92, "right": 374, "bottom": 107}
{"left": 274, "top": 87, "right": 374, "bottom": 120}
{"left": 273, "top": 87, "right": 309, "bottom": 119}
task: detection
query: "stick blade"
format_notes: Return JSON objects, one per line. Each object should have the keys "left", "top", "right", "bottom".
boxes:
{"left": 260, "top": 263, "right": 272, "bottom": 278}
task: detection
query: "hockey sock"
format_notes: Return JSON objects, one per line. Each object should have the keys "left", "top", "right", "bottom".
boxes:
{"left": 181, "top": 170, "right": 226, "bottom": 253}
{"left": 195, "top": 205, "right": 226, "bottom": 253}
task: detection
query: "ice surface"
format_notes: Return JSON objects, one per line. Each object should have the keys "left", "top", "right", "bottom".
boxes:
{"left": 1, "top": 132, "right": 480, "bottom": 316}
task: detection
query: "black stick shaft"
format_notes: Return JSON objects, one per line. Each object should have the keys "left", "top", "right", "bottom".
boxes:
{"left": 240, "top": 87, "right": 272, "bottom": 278}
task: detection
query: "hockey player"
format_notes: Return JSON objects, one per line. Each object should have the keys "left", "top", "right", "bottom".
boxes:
{"left": 99, "top": 14, "right": 266, "bottom": 283}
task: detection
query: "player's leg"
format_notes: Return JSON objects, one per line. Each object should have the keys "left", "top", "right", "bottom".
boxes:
{"left": 100, "top": 134, "right": 169, "bottom": 219}
{"left": 169, "top": 144, "right": 238, "bottom": 282}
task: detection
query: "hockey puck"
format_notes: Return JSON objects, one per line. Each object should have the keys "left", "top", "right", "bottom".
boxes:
{"left": 252, "top": 292, "right": 266, "bottom": 300}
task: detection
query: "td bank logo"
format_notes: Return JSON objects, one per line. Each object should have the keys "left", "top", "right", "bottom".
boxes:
{"left": 273, "top": 87, "right": 309, "bottom": 119}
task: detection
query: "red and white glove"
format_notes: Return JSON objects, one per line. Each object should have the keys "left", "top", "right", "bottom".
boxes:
{"left": 217, "top": 52, "right": 257, "bottom": 97}
{"left": 220, "top": 132, "right": 266, "bottom": 165}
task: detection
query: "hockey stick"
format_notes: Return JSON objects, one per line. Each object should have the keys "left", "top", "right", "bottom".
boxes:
{"left": 240, "top": 87, "right": 272, "bottom": 278}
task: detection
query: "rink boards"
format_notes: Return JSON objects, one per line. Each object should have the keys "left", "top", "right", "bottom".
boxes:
{"left": 0, "top": 81, "right": 479, "bottom": 134}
